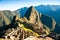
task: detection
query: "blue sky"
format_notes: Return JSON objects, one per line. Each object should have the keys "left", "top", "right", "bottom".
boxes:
{"left": 0, "top": 0, "right": 60, "bottom": 11}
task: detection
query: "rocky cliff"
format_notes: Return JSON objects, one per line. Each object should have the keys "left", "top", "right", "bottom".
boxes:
{"left": 24, "top": 6, "right": 58, "bottom": 33}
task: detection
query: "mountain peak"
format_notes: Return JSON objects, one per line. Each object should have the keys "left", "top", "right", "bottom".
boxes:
{"left": 29, "top": 6, "right": 37, "bottom": 12}
{"left": 30, "top": 6, "right": 35, "bottom": 9}
{"left": 24, "top": 6, "right": 38, "bottom": 20}
{"left": 24, "top": 6, "right": 43, "bottom": 28}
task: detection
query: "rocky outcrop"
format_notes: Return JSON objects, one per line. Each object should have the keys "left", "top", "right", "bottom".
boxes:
{"left": 40, "top": 14, "right": 56, "bottom": 31}
{"left": 24, "top": 6, "right": 44, "bottom": 34}
{"left": 24, "top": 6, "right": 43, "bottom": 26}
{"left": 24, "top": 6, "right": 58, "bottom": 34}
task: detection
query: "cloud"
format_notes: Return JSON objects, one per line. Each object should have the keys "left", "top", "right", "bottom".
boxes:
{"left": 0, "top": 0, "right": 60, "bottom": 11}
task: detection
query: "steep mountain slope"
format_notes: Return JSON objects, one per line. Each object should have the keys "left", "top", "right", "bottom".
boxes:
{"left": 15, "top": 7, "right": 28, "bottom": 17}
{"left": 52, "top": 24, "right": 60, "bottom": 34}
{"left": 0, "top": 15, "right": 50, "bottom": 40}
{"left": 0, "top": 10, "right": 20, "bottom": 27}
{"left": 24, "top": 6, "right": 44, "bottom": 33}
{"left": 24, "top": 6, "right": 57, "bottom": 32}
{"left": 0, "top": 15, "right": 59, "bottom": 40}
{"left": 16, "top": 5, "right": 60, "bottom": 33}
{"left": 16, "top": 5, "right": 60, "bottom": 24}
{"left": 35, "top": 5, "right": 60, "bottom": 24}
{"left": 40, "top": 14, "right": 56, "bottom": 31}
{"left": 24, "top": 6, "right": 43, "bottom": 25}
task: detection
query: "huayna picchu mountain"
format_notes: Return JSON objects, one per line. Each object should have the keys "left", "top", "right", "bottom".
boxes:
{"left": 24, "top": 6, "right": 60, "bottom": 33}
{"left": 0, "top": 6, "right": 60, "bottom": 40}
{"left": 17, "top": 5, "right": 60, "bottom": 24}
{"left": 24, "top": 6, "right": 43, "bottom": 31}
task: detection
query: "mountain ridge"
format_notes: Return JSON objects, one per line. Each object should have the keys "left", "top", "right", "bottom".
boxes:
{"left": 16, "top": 5, "right": 60, "bottom": 24}
{"left": 0, "top": 10, "right": 20, "bottom": 27}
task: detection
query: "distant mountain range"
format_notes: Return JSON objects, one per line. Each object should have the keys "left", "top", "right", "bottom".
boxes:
{"left": 16, "top": 5, "right": 60, "bottom": 24}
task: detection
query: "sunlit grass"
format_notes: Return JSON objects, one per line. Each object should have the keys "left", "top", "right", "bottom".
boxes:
{"left": 20, "top": 24, "right": 40, "bottom": 37}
